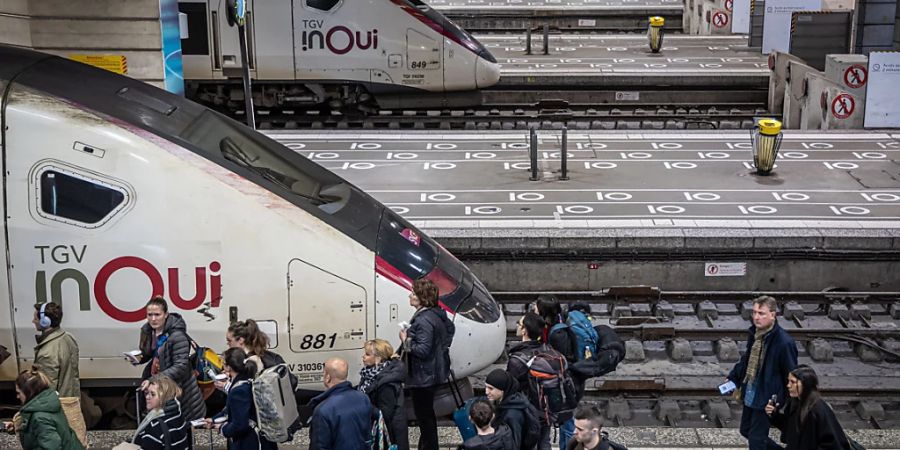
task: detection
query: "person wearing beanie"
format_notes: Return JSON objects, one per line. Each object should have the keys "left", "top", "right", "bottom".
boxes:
{"left": 484, "top": 369, "right": 534, "bottom": 450}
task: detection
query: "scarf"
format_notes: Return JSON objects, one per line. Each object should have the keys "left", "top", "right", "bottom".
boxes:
{"left": 737, "top": 324, "right": 774, "bottom": 400}
{"left": 131, "top": 407, "right": 165, "bottom": 443}
{"left": 358, "top": 361, "right": 389, "bottom": 394}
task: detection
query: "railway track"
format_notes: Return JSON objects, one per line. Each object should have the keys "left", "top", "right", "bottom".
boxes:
{"left": 252, "top": 104, "right": 771, "bottom": 130}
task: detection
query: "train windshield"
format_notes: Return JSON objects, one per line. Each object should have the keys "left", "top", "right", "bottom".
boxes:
{"left": 376, "top": 211, "right": 500, "bottom": 323}
{"left": 398, "top": 0, "right": 497, "bottom": 64}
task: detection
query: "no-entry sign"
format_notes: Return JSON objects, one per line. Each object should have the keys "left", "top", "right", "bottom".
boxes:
{"left": 843, "top": 64, "right": 867, "bottom": 89}
{"left": 831, "top": 93, "right": 855, "bottom": 119}
{"left": 713, "top": 11, "right": 730, "bottom": 28}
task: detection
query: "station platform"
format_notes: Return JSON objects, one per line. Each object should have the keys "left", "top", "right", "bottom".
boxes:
{"left": 3, "top": 426, "right": 897, "bottom": 450}
{"left": 267, "top": 130, "right": 900, "bottom": 292}
{"left": 483, "top": 34, "right": 768, "bottom": 104}
{"left": 431, "top": 0, "right": 685, "bottom": 31}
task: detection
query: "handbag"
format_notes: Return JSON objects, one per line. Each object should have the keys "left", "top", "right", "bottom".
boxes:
{"left": 449, "top": 370, "right": 477, "bottom": 442}
{"left": 59, "top": 396, "right": 88, "bottom": 448}
{"left": 112, "top": 443, "right": 141, "bottom": 450}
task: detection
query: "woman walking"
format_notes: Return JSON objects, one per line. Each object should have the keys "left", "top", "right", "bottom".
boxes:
{"left": 766, "top": 365, "right": 852, "bottom": 450}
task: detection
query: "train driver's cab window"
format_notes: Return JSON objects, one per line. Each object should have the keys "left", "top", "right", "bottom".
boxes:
{"left": 37, "top": 169, "right": 129, "bottom": 228}
{"left": 305, "top": 0, "right": 341, "bottom": 12}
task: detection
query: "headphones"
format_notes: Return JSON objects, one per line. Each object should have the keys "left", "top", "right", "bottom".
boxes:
{"left": 38, "top": 303, "right": 52, "bottom": 329}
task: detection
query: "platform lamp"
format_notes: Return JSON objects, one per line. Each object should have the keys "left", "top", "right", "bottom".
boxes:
{"left": 750, "top": 119, "right": 783, "bottom": 175}
{"left": 648, "top": 17, "right": 665, "bottom": 53}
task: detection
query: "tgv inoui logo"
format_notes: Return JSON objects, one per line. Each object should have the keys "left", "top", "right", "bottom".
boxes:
{"left": 34, "top": 245, "right": 222, "bottom": 322}
{"left": 301, "top": 26, "right": 379, "bottom": 54}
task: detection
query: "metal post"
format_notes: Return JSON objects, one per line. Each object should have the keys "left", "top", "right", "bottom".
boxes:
{"left": 543, "top": 24, "right": 550, "bottom": 55}
{"left": 559, "top": 126, "right": 569, "bottom": 180}
{"left": 526, "top": 26, "right": 532, "bottom": 55}
{"left": 238, "top": 24, "right": 256, "bottom": 129}
{"left": 529, "top": 128, "right": 539, "bottom": 181}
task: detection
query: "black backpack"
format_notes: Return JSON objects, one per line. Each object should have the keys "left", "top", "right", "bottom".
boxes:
{"left": 520, "top": 401, "right": 542, "bottom": 450}
{"left": 511, "top": 347, "right": 579, "bottom": 425}
{"left": 569, "top": 325, "right": 626, "bottom": 380}
{"left": 600, "top": 431, "right": 628, "bottom": 450}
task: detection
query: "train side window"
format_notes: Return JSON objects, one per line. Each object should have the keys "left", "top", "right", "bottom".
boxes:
{"left": 36, "top": 168, "right": 130, "bottom": 228}
{"left": 305, "top": 0, "right": 341, "bottom": 12}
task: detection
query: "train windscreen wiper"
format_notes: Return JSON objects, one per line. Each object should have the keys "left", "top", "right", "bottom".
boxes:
{"left": 220, "top": 137, "right": 331, "bottom": 206}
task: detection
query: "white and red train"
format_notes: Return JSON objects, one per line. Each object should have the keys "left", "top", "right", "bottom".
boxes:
{"left": 178, "top": 0, "right": 501, "bottom": 110}
{"left": 0, "top": 44, "right": 506, "bottom": 390}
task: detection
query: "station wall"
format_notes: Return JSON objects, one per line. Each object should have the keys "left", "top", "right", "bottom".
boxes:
{"left": 0, "top": 0, "right": 165, "bottom": 88}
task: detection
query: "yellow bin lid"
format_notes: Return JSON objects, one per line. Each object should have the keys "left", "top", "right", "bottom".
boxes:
{"left": 650, "top": 16, "right": 665, "bottom": 27}
{"left": 758, "top": 119, "right": 783, "bottom": 135}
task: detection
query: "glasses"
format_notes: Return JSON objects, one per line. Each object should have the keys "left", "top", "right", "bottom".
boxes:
{"left": 516, "top": 320, "right": 524, "bottom": 328}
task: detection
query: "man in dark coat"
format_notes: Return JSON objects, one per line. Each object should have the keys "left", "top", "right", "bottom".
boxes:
{"left": 507, "top": 312, "right": 553, "bottom": 449}
{"left": 727, "top": 295, "right": 798, "bottom": 450}
{"left": 138, "top": 302, "right": 206, "bottom": 422}
{"left": 309, "top": 358, "right": 373, "bottom": 450}
{"left": 485, "top": 369, "right": 535, "bottom": 450}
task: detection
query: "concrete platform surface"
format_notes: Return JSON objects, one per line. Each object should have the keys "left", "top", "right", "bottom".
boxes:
{"left": 484, "top": 34, "right": 768, "bottom": 87}
{"left": 1, "top": 426, "right": 897, "bottom": 449}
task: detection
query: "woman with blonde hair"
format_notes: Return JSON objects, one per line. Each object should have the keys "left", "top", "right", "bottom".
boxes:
{"left": 129, "top": 374, "right": 191, "bottom": 450}
{"left": 359, "top": 338, "right": 409, "bottom": 450}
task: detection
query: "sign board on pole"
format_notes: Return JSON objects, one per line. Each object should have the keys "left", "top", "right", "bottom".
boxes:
{"left": 732, "top": 0, "right": 752, "bottom": 34}
{"left": 762, "top": 0, "right": 822, "bottom": 54}
{"left": 864, "top": 51, "right": 900, "bottom": 128}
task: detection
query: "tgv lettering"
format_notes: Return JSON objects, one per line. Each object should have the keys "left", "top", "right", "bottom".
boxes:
{"left": 33, "top": 246, "right": 222, "bottom": 323}
{"left": 301, "top": 27, "right": 379, "bottom": 54}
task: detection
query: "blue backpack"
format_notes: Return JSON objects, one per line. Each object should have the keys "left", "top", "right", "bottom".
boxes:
{"left": 566, "top": 310, "right": 599, "bottom": 361}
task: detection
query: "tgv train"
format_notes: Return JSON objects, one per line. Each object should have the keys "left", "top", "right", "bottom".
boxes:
{"left": 178, "top": 0, "right": 501, "bottom": 110}
{"left": 0, "top": 45, "right": 506, "bottom": 391}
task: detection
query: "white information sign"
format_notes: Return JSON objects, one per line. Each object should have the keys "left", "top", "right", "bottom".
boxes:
{"left": 704, "top": 262, "right": 747, "bottom": 277}
{"left": 732, "top": 0, "right": 751, "bottom": 34}
{"left": 864, "top": 52, "right": 900, "bottom": 128}
{"left": 762, "top": 0, "right": 822, "bottom": 54}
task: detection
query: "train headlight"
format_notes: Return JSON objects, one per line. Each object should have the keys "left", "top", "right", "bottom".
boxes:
{"left": 750, "top": 119, "right": 783, "bottom": 175}
{"left": 648, "top": 17, "right": 665, "bottom": 54}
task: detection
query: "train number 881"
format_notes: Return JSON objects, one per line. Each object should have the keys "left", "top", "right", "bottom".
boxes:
{"left": 299, "top": 333, "right": 338, "bottom": 350}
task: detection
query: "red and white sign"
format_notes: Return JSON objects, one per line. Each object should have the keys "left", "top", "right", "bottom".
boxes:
{"left": 712, "top": 11, "right": 730, "bottom": 28}
{"left": 843, "top": 64, "right": 867, "bottom": 89}
{"left": 831, "top": 93, "right": 855, "bottom": 119}
{"left": 724, "top": 0, "right": 734, "bottom": 11}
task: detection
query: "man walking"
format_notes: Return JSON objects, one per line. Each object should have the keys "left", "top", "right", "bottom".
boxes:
{"left": 726, "top": 295, "right": 798, "bottom": 450}
{"left": 32, "top": 302, "right": 86, "bottom": 447}
{"left": 308, "top": 358, "right": 374, "bottom": 450}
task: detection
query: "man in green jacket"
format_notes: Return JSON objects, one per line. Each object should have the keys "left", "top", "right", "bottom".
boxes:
{"left": 32, "top": 302, "right": 86, "bottom": 446}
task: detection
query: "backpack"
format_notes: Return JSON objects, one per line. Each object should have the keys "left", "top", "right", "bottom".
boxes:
{"left": 566, "top": 310, "right": 600, "bottom": 362}
{"left": 519, "top": 400, "right": 543, "bottom": 449}
{"left": 252, "top": 363, "right": 299, "bottom": 443}
{"left": 569, "top": 325, "right": 626, "bottom": 380}
{"left": 511, "top": 348, "right": 578, "bottom": 424}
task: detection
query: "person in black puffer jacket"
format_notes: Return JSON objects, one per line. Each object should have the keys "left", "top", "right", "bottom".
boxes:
{"left": 138, "top": 297, "right": 206, "bottom": 423}
{"left": 458, "top": 399, "right": 515, "bottom": 450}
{"left": 400, "top": 279, "right": 455, "bottom": 450}
{"left": 131, "top": 374, "right": 191, "bottom": 450}
{"left": 485, "top": 369, "right": 536, "bottom": 450}
{"left": 359, "top": 339, "right": 409, "bottom": 450}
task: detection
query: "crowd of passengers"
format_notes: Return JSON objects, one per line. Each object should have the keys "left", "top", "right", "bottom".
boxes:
{"left": 1, "top": 283, "right": 858, "bottom": 450}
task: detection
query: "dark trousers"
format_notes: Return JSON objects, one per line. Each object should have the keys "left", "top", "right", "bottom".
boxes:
{"left": 740, "top": 406, "right": 783, "bottom": 450}
{"left": 538, "top": 424, "right": 551, "bottom": 450}
{"left": 411, "top": 386, "right": 439, "bottom": 450}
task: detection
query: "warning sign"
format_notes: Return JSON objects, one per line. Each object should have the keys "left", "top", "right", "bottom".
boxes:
{"left": 713, "top": 11, "right": 730, "bottom": 28}
{"left": 704, "top": 262, "right": 747, "bottom": 277}
{"left": 725, "top": 0, "right": 734, "bottom": 11}
{"left": 69, "top": 54, "right": 128, "bottom": 75}
{"left": 831, "top": 93, "right": 855, "bottom": 119}
{"left": 843, "top": 64, "right": 867, "bottom": 89}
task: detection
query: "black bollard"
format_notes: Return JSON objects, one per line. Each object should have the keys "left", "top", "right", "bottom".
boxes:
{"left": 529, "top": 128, "right": 539, "bottom": 181}
{"left": 559, "top": 127, "right": 569, "bottom": 181}
{"left": 526, "top": 26, "right": 532, "bottom": 55}
{"left": 542, "top": 25, "right": 549, "bottom": 55}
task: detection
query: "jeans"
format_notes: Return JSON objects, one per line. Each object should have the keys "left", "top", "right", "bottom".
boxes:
{"left": 558, "top": 417, "right": 575, "bottom": 449}
{"left": 740, "top": 405, "right": 783, "bottom": 450}
{"left": 411, "top": 386, "right": 439, "bottom": 450}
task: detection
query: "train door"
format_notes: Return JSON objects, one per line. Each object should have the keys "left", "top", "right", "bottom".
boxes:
{"left": 406, "top": 29, "right": 442, "bottom": 90}
{"left": 287, "top": 259, "right": 366, "bottom": 355}
{"left": 209, "top": 0, "right": 258, "bottom": 78}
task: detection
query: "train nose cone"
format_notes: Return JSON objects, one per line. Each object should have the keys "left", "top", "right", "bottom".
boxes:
{"left": 449, "top": 279, "right": 506, "bottom": 376}
{"left": 475, "top": 57, "right": 501, "bottom": 89}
